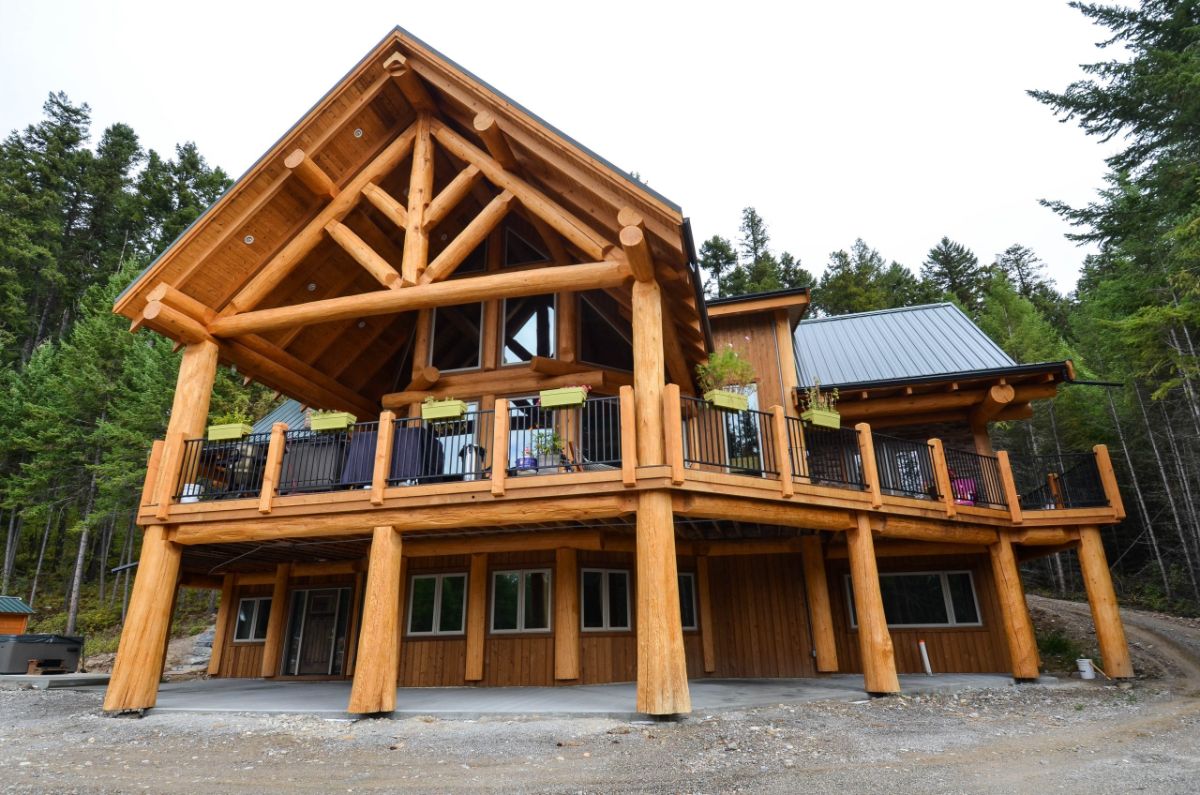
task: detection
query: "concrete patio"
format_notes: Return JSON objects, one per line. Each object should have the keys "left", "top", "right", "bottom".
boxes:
{"left": 96, "top": 674, "right": 1045, "bottom": 719}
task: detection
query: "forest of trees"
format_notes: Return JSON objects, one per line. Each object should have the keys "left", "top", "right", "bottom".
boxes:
{"left": 1, "top": 1, "right": 1199, "bottom": 654}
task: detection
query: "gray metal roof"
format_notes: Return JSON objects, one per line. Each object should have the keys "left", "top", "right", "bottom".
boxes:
{"left": 793, "top": 303, "right": 1017, "bottom": 388}
{"left": 0, "top": 596, "right": 34, "bottom": 615}
{"left": 251, "top": 400, "right": 307, "bottom": 434}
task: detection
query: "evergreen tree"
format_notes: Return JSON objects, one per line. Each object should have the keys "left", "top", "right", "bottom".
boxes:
{"left": 921, "top": 236, "right": 987, "bottom": 312}
{"left": 698, "top": 235, "right": 736, "bottom": 298}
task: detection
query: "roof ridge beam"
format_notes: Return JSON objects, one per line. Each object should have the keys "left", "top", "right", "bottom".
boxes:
{"left": 384, "top": 52, "right": 436, "bottom": 113}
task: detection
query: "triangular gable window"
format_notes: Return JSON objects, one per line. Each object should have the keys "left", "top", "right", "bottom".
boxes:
{"left": 504, "top": 228, "right": 549, "bottom": 267}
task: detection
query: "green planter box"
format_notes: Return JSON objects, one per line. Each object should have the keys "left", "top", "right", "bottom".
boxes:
{"left": 801, "top": 407, "right": 841, "bottom": 429}
{"left": 311, "top": 411, "right": 357, "bottom": 431}
{"left": 704, "top": 389, "right": 749, "bottom": 412}
{"left": 539, "top": 386, "right": 588, "bottom": 409}
{"left": 207, "top": 423, "right": 253, "bottom": 441}
{"left": 421, "top": 399, "right": 467, "bottom": 421}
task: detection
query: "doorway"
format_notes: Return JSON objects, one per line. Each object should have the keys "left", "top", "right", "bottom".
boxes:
{"left": 282, "top": 587, "right": 352, "bottom": 676}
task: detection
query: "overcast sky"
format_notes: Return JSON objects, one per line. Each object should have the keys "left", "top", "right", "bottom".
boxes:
{"left": 0, "top": 1, "right": 1120, "bottom": 292}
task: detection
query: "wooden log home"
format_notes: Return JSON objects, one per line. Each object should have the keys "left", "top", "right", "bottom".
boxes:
{"left": 103, "top": 28, "right": 1133, "bottom": 715}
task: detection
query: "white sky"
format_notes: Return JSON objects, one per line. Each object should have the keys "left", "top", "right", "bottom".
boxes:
{"left": 0, "top": 0, "right": 1120, "bottom": 292}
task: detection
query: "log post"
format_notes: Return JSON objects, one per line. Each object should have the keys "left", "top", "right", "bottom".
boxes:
{"left": 465, "top": 552, "right": 488, "bottom": 681}
{"left": 799, "top": 535, "right": 838, "bottom": 673}
{"left": 348, "top": 526, "right": 404, "bottom": 713}
{"left": 663, "top": 384, "right": 685, "bottom": 485}
{"left": 207, "top": 574, "right": 237, "bottom": 676}
{"left": 632, "top": 279, "right": 666, "bottom": 466}
{"left": 371, "top": 411, "right": 396, "bottom": 505}
{"left": 928, "top": 438, "right": 956, "bottom": 518}
{"left": 855, "top": 422, "right": 882, "bottom": 508}
{"left": 260, "top": 563, "right": 291, "bottom": 677}
{"left": 996, "top": 450, "right": 1024, "bottom": 525}
{"left": 402, "top": 114, "right": 434, "bottom": 284}
{"left": 1093, "top": 444, "right": 1125, "bottom": 520}
{"left": 103, "top": 525, "right": 182, "bottom": 711}
{"left": 988, "top": 534, "right": 1040, "bottom": 680}
{"left": 846, "top": 513, "right": 899, "bottom": 694}
{"left": 153, "top": 340, "right": 220, "bottom": 519}
{"left": 257, "top": 422, "right": 288, "bottom": 515}
{"left": 635, "top": 490, "right": 691, "bottom": 715}
{"left": 619, "top": 385, "right": 638, "bottom": 487}
{"left": 696, "top": 555, "right": 716, "bottom": 674}
{"left": 554, "top": 548, "right": 580, "bottom": 680}
{"left": 1077, "top": 525, "right": 1134, "bottom": 678}
{"left": 772, "top": 405, "right": 795, "bottom": 498}
{"left": 140, "top": 440, "right": 164, "bottom": 509}
{"left": 491, "top": 398, "right": 509, "bottom": 496}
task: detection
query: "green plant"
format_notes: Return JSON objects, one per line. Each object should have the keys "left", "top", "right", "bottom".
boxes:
{"left": 210, "top": 409, "right": 253, "bottom": 425}
{"left": 533, "top": 430, "right": 564, "bottom": 456}
{"left": 1036, "top": 628, "right": 1087, "bottom": 672}
{"left": 695, "top": 345, "right": 756, "bottom": 393}
{"left": 423, "top": 395, "right": 455, "bottom": 404}
{"left": 801, "top": 379, "right": 839, "bottom": 412}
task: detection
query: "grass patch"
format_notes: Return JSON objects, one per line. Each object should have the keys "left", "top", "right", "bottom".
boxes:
{"left": 1037, "top": 628, "right": 1086, "bottom": 672}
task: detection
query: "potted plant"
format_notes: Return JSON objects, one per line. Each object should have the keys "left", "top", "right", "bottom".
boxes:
{"left": 800, "top": 380, "right": 840, "bottom": 429}
{"left": 420, "top": 396, "right": 468, "bottom": 421}
{"left": 532, "top": 429, "right": 565, "bottom": 469}
{"left": 207, "top": 411, "right": 254, "bottom": 441}
{"left": 310, "top": 410, "right": 357, "bottom": 431}
{"left": 695, "top": 345, "right": 756, "bottom": 412}
{"left": 538, "top": 384, "right": 590, "bottom": 409}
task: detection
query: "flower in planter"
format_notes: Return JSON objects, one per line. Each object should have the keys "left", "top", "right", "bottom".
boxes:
{"left": 695, "top": 345, "right": 756, "bottom": 395}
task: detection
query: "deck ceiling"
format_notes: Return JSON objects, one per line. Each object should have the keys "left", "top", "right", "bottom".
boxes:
{"left": 115, "top": 28, "right": 705, "bottom": 415}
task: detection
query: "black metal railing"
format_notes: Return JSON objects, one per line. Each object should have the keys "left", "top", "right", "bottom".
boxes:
{"left": 679, "top": 397, "right": 779, "bottom": 477}
{"left": 278, "top": 423, "right": 371, "bottom": 495}
{"left": 506, "top": 397, "right": 622, "bottom": 475}
{"left": 786, "top": 418, "right": 865, "bottom": 489}
{"left": 174, "top": 432, "right": 272, "bottom": 501}
{"left": 1010, "top": 452, "right": 1108, "bottom": 510}
{"left": 387, "top": 411, "right": 495, "bottom": 485}
{"left": 942, "top": 446, "right": 1006, "bottom": 509}
{"left": 873, "top": 433, "right": 940, "bottom": 500}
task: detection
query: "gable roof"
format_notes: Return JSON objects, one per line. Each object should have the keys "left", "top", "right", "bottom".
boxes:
{"left": 794, "top": 303, "right": 1021, "bottom": 388}
{"left": 0, "top": 596, "right": 34, "bottom": 615}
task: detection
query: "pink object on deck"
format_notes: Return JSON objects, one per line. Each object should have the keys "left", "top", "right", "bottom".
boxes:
{"left": 951, "top": 477, "right": 977, "bottom": 506}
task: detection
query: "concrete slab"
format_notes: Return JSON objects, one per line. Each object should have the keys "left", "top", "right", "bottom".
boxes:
{"left": 0, "top": 673, "right": 111, "bottom": 690}
{"left": 137, "top": 673, "right": 1042, "bottom": 720}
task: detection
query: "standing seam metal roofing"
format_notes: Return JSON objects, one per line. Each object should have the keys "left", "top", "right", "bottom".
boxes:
{"left": 0, "top": 596, "right": 34, "bottom": 614}
{"left": 793, "top": 303, "right": 1017, "bottom": 388}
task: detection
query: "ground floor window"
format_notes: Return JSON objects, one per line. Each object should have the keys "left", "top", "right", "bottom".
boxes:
{"left": 408, "top": 573, "right": 467, "bottom": 636}
{"left": 581, "top": 569, "right": 630, "bottom": 631}
{"left": 846, "top": 571, "right": 981, "bottom": 628}
{"left": 677, "top": 572, "right": 698, "bottom": 630}
{"left": 491, "top": 569, "right": 551, "bottom": 632}
{"left": 234, "top": 597, "right": 271, "bottom": 642}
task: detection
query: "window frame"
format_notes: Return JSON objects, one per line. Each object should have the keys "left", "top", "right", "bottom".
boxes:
{"left": 845, "top": 570, "right": 983, "bottom": 629}
{"left": 677, "top": 572, "right": 698, "bottom": 631}
{"left": 406, "top": 572, "right": 468, "bottom": 637}
{"left": 429, "top": 302, "right": 485, "bottom": 373}
{"left": 489, "top": 568, "right": 553, "bottom": 634}
{"left": 500, "top": 294, "right": 557, "bottom": 366}
{"left": 580, "top": 568, "right": 632, "bottom": 632}
{"left": 233, "top": 596, "right": 272, "bottom": 644}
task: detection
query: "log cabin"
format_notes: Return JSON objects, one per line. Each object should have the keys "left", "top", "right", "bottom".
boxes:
{"left": 103, "top": 28, "right": 1133, "bottom": 716}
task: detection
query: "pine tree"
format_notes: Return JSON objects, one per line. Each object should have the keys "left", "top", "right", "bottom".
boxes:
{"left": 921, "top": 237, "right": 987, "bottom": 312}
{"left": 699, "top": 235, "right": 736, "bottom": 298}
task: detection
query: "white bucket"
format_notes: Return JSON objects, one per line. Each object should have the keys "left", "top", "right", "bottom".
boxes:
{"left": 1076, "top": 658, "right": 1096, "bottom": 680}
{"left": 180, "top": 483, "right": 202, "bottom": 504}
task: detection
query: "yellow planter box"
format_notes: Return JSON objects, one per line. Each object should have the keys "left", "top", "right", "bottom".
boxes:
{"left": 801, "top": 407, "right": 841, "bottom": 429}
{"left": 310, "top": 411, "right": 357, "bottom": 431}
{"left": 704, "top": 389, "right": 749, "bottom": 412}
{"left": 421, "top": 399, "right": 468, "bottom": 421}
{"left": 207, "top": 423, "right": 253, "bottom": 441}
{"left": 539, "top": 386, "right": 588, "bottom": 408}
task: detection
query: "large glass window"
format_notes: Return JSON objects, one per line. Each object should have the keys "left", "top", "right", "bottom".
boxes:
{"left": 431, "top": 303, "right": 483, "bottom": 371}
{"left": 578, "top": 292, "right": 633, "bottom": 372}
{"left": 846, "top": 571, "right": 981, "bottom": 628}
{"left": 502, "top": 295, "right": 555, "bottom": 364}
{"left": 581, "top": 569, "right": 630, "bottom": 631}
{"left": 408, "top": 573, "right": 467, "bottom": 636}
{"left": 491, "top": 569, "right": 551, "bottom": 632}
{"left": 234, "top": 597, "right": 272, "bottom": 642}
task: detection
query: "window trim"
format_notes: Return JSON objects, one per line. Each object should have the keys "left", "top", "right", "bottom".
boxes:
{"left": 490, "top": 568, "right": 553, "bottom": 634}
{"left": 845, "top": 570, "right": 983, "bottom": 629}
{"left": 580, "top": 568, "right": 631, "bottom": 632}
{"left": 407, "top": 572, "right": 468, "bottom": 637}
{"left": 233, "top": 596, "right": 272, "bottom": 644}
{"left": 677, "top": 572, "right": 698, "bottom": 631}
{"left": 501, "top": 294, "right": 557, "bottom": 366}
{"left": 429, "top": 302, "right": 485, "bottom": 373}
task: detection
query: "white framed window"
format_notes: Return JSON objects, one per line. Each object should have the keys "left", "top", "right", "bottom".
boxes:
{"left": 845, "top": 570, "right": 981, "bottom": 629}
{"left": 407, "top": 573, "right": 467, "bottom": 636}
{"left": 491, "top": 569, "right": 552, "bottom": 633}
{"left": 581, "top": 569, "right": 630, "bottom": 631}
{"left": 677, "top": 572, "right": 698, "bottom": 631}
{"left": 233, "top": 597, "right": 272, "bottom": 642}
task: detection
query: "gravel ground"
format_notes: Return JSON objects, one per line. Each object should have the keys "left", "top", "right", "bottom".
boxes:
{"left": 2, "top": 598, "right": 1199, "bottom": 794}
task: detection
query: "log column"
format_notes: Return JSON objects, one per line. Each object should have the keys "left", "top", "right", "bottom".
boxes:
{"left": 349, "top": 526, "right": 404, "bottom": 713}
{"left": 465, "top": 552, "right": 488, "bottom": 682}
{"left": 800, "top": 535, "right": 839, "bottom": 673}
{"left": 554, "top": 548, "right": 580, "bottom": 680}
{"left": 989, "top": 534, "right": 1040, "bottom": 680}
{"left": 105, "top": 340, "right": 218, "bottom": 712}
{"left": 846, "top": 513, "right": 899, "bottom": 694}
{"left": 260, "top": 563, "right": 291, "bottom": 677}
{"left": 632, "top": 279, "right": 665, "bottom": 466}
{"left": 207, "top": 574, "right": 237, "bottom": 676}
{"left": 1078, "top": 525, "right": 1134, "bottom": 678}
{"left": 635, "top": 490, "right": 691, "bottom": 714}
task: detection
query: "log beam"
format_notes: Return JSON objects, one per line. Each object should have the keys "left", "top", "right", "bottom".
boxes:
{"left": 1078, "top": 525, "right": 1134, "bottom": 678}
{"left": 348, "top": 526, "right": 404, "bottom": 713}
{"left": 633, "top": 279, "right": 666, "bottom": 466}
{"left": 361, "top": 182, "right": 407, "bottom": 229}
{"left": 420, "top": 190, "right": 513, "bottom": 284}
{"left": 619, "top": 225, "right": 655, "bottom": 282}
{"left": 325, "top": 220, "right": 403, "bottom": 288}
{"left": 402, "top": 114, "right": 435, "bottom": 284}
{"left": 425, "top": 164, "right": 482, "bottom": 231}
{"left": 383, "top": 52, "right": 436, "bottom": 112}
{"left": 284, "top": 149, "right": 338, "bottom": 199}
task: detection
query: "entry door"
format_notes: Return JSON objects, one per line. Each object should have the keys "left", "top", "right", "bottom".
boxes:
{"left": 284, "top": 588, "right": 350, "bottom": 676}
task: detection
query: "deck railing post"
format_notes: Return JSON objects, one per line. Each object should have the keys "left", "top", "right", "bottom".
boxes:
{"left": 1092, "top": 444, "right": 1125, "bottom": 519}
{"left": 257, "top": 422, "right": 289, "bottom": 514}
{"left": 928, "top": 438, "right": 956, "bottom": 518}
{"left": 619, "top": 385, "right": 637, "bottom": 487}
{"left": 996, "top": 450, "right": 1024, "bottom": 525}
{"left": 491, "top": 398, "right": 509, "bottom": 497}
{"left": 663, "top": 384, "right": 685, "bottom": 485}
{"left": 854, "top": 422, "right": 882, "bottom": 508}
{"left": 140, "top": 440, "right": 165, "bottom": 510}
{"left": 370, "top": 411, "right": 396, "bottom": 505}
{"left": 153, "top": 431, "right": 187, "bottom": 521}
{"left": 771, "top": 406, "right": 794, "bottom": 498}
